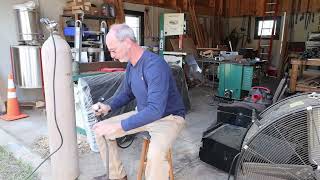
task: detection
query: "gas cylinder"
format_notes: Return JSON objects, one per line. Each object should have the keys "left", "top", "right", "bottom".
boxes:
{"left": 41, "top": 32, "right": 79, "bottom": 179}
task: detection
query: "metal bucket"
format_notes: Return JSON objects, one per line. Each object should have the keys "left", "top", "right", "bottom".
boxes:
{"left": 14, "top": 7, "right": 41, "bottom": 43}
{"left": 11, "top": 45, "right": 42, "bottom": 88}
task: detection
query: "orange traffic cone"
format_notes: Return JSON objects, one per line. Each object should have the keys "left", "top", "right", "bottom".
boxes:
{"left": 0, "top": 73, "right": 28, "bottom": 121}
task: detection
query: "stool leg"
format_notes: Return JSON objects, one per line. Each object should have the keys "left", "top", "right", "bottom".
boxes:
{"left": 167, "top": 149, "right": 174, "bottom": 180}
{"left": 137, "top": 139, "right": 149, "bottom": 180}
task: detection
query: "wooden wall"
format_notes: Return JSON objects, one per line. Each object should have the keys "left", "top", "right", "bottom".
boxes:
{"left": 121, "top": 0, "right": 320, "bottom": 17}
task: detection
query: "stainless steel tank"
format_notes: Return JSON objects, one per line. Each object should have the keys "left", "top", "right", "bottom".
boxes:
{"left": 11, "top": 45, "right": 42, "bottom": 88}
{"left": 13, "top": 6, "right": 41, "bottom": 43}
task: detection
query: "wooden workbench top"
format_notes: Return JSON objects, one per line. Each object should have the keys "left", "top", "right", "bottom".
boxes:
{"left": 291, "top": 58, "right": 320, "bottom": 66}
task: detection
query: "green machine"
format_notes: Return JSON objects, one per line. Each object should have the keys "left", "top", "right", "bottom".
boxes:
{"left": 159, "top": 13, "right": 186, "bottom": 57}
{"left": 218, "top": 63, "right": 255, "bottom": 100}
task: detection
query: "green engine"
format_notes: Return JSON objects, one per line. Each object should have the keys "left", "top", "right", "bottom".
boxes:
{"left": 218, "top": 63, "right": 256, "bottom": 100}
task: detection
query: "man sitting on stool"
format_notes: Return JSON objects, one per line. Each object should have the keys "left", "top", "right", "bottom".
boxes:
{"left": 92, "top": 24, "right": 186, "bottom": 180}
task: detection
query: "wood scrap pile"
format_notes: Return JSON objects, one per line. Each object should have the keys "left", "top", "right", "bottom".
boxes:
{"left": 299, "top": 76, "right": 320, "bottom": 89}
{"left": 199, "top": 50, "right": 215, "bottom": 58}
{"left": 187, "top": 0, "right": 205, "bottom": 48}
{"left": 187, "top": 0, "right": 224, "bottom": 48}
{"left": 63, "top": 0, "right": 100, "bottom": 16}
{"left": 198, "top": 48, "right": 221, "bottom": 58}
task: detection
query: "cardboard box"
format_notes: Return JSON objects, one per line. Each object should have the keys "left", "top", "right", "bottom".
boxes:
{"left": 72, "top": 5, "right": 90, "bottom": 13}
{"left": 90, "top": 7, "right": 100, "bottom": 15}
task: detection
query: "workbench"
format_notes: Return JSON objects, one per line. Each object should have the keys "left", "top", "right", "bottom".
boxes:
{"left": 290, "top": 58, "right": 320, "bottom": 93}
{"left": 196, "top": 57, "right": 219, "bottom": 88}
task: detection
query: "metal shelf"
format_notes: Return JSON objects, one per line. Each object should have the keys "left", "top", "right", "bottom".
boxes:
{"left": 62, "top": 14, "right": 115, "bottom": 20}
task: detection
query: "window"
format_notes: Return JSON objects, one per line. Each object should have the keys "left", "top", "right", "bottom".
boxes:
{"left": 125, "top": 10, "right": 144, "bottom": 45}
{"left": 254, "top": 17, "right": 281, "bottom": 40}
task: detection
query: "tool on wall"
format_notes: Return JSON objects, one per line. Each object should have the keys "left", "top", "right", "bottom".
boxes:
{"left": 289, "top": 0, "right": 297, "bottom": 41}
{"left": 312, "top": 13, "right": 315, "bottom": 23}
{"left": 144, "top": 7, "right": 152, "bottom": 40}
{"left": 300, "top": 12, "right": 304, "bottom": 22}
{"left": 240, "top": 16, "right": 246, "bottom": 48}
{"left": 319, "top": 11, "right": 320, "bottom": 32}
{"left": 247, "top": 16, "right": 252, "bottom": 44}
{"left": 304, "top": 0, "right": 311, "bottom": 30}
{"left": 290, "top": 0, "right": 296, "bottom": 28}
{"left": 296, "top": 0, "right": 301, "bottom": 24}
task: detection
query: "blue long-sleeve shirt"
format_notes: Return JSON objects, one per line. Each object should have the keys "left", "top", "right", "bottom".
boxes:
{"left": 109, "top": 50, "right": 185, "bottom": 131}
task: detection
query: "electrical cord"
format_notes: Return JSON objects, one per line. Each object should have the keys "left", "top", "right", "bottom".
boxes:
{"left": 227, "top": 152, "right": 240, "bottom": 180}
{"left": 116, "top": 134, "right": 135, "bottom": 149}
{"left": 25, "top": 31, "right": 64, "bottom": 180}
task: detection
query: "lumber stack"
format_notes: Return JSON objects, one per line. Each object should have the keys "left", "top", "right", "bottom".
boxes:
{"left": 63, "top": 0, "right": 100, "bottom": 16}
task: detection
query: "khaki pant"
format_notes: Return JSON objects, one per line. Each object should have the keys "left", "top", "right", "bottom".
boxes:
{"left": 95, "top": 111, "right": 185, "bottom": 180}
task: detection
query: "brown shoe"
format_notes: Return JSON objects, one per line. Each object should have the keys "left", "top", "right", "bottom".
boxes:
{"left": 113, "top": 176, "right": 127, "bottom": 180}
{"left": 93, "top": 174, "right": 127, "bottom": 180}
{"left": 93, "top": 174, "right": 108, "bottom": 180}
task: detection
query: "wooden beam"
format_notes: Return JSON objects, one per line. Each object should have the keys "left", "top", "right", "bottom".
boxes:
{"left": 123, "top": 0, "right": 320, "bottom": 17}
{"left": 209, "top": 0, "right": 215, "bottom": 8}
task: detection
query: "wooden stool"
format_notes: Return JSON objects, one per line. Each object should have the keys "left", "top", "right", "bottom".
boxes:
{"left": 137, "top": 131, "right": 174, "bottom": 180}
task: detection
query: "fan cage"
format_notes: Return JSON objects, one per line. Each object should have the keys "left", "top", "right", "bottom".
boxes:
{"left": 235, "top": 93, "right": 320, "bottom": 180}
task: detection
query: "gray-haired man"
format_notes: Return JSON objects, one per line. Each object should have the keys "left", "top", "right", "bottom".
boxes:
{"left": 92, "top": 24, "right": 186, "bottom": 180}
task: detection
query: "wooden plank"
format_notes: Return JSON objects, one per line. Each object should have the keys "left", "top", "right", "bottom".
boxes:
{"left": 79, "top": 61, "right": 127, "bottom": 73}
{"left": 122, "top": 0, "right": 320, "bottom": 17}
{"left": 183, "top": 0, "right": 188, "bottom": 11}
{"left": 242, "top": 0, "right": 247, "bottom": 15}
{"left": 167, "top": 0, "right": 177, "bottom": 8}
{"left": 170, "top": 37, "right": 197, "bottom": 55}
{"left": 195, "top": 5, "right": 214, "bottom": 16}
{"left": 218, "top": 0, "right": 223, "bottom": 16}
{"left": 188, "top": 0, "right": 204, "bottom": 47}
{"left": 278, "top": 11, "right": 290, "bottom": 77}
{"left": 244, "top": 0, "right": 252, "bottom": 16}
{"left": 255, "top": 0, "right": 265, "bottom": 16}
{"left": 296, "top": 85, "right": 320, "bottom": 92}
{"left": 290, "top": 63, "right": 299, "bottom": 92}
{"left": 209, "top": 0, "right": 215, "bottom": 8}
{"left": 114, "top": 0, "right": 125, "bottom": 23}
{"left": 249, "top": 0, "right": 255, "bottom": 15}
{"left": 280, "top": 0, "right": 291, "bottom": 13}
{"left": 59, "top": 16, "right": 65, "bottom": 39}
{"left": 291, "top": 59, "right": 320, "bottom": 66}
{"left": 300, "top": 0, "right": 309, "bottom": 13}
{"left": 228, "top": 0, "right": 237, "bottom": 17}
{"left": 194, "top": 0, "right": 209, "bottom": 7}
{"left": 311, "top": 0, "right": 320, "bottom": 12}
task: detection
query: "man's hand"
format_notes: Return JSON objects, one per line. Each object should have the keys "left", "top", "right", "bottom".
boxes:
{"left": 93, "top": 121, "right": 123, "bottom": 137}
{"left": 92, "top": 102, "right": 111, "bottom": 116}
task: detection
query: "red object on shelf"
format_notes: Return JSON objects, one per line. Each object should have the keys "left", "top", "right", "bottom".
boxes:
{"left": 267, "top": 66, "right": 278, "bottom": 77}
{"left": 99, "top": 67, "right": 125, "bottom": 72}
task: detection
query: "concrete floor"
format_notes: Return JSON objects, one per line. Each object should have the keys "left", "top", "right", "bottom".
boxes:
{"left": 0, "top": 87, "right": 231, "bottom": 180}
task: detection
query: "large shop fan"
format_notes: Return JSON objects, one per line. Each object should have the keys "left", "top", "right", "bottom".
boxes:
{"left": 235, "top": 93, "right": 320, "bottom": 180}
